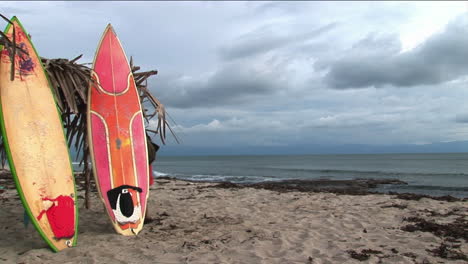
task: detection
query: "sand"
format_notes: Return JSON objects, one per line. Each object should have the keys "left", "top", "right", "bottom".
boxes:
{"left": 0, "top": 177, "right": 467, "bottom": 264}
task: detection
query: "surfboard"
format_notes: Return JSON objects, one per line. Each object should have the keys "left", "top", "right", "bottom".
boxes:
{"left": 88, "top": 24, "right": 149, "bottom": 236}
{"left": 0, "top": 17, "right": 77, "bottom": 252}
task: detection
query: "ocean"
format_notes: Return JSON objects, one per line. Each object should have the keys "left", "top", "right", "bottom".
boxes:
{"left": 151, "top": 153, "right": 468, "bottom": 198}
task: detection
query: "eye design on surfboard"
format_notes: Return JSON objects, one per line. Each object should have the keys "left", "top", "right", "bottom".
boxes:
{"left": 107, "top": 185, "right": 143, "bottom": 229}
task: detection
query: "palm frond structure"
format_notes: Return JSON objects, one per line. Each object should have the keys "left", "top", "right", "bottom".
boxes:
{"left": 0, "top": 16, "right": 178, "bottom": 208}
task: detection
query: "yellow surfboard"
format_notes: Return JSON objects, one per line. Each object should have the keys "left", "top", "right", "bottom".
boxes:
{"left": 0, "top": 17, "right": 77, "bottom": 252}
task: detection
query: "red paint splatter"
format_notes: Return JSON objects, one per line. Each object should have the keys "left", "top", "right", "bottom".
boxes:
{"left": 37, "top": 195, "right": 75, "bottom": 239}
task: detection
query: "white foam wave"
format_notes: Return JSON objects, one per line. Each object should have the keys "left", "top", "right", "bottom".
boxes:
{"left": 177, "top": 174, "right": 280, "bottom": 184}
{"left": 154, "top": 171, "right": 169, "bottom": 177}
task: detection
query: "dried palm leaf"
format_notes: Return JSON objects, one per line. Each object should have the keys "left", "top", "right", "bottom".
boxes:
{"left": 0, "top": 14, "right": 178, "bottom": 206}
{"left": 41, "top": 56, "right": 178, "bottom": 208}
{"left": 133, "top": 68, "right": 180, "bottom": 144}
{"left": 0, "top": 14, "right": 29, "bottom": 80}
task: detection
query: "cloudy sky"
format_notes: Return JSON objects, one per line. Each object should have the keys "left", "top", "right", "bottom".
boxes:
{"left": 2, "top": 1, "right": 468, "bottom": 154}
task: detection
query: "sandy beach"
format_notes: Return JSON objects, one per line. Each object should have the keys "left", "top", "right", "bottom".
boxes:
{"left": 0, "top": 173, "right": 467, "bottom": 264}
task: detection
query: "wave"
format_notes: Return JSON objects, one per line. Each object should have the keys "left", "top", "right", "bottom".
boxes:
{"left": 185, "top": 174, "right": 281, "bottom": 184}
{"left": 154, "top": 171, "right": 280, "bottom": 184}
{"left": 153, "top": 170, "right": 467, "bottom": 197}
{"left": 269, "top": 167, "right": 468, "bottom": 178}
{"left": 154, "top": 171, "right": 169, "bottom": 177}
{"left": 159, "top": 172, "right": 468, "bottom": 194}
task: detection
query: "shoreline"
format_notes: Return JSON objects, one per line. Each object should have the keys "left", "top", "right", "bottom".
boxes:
{"left": 0, "top": 170, "right": 467, "bottom": 263}
{"left": 156, "top": 176, "right": 467, "bottom": 202}
{"left": 4, "top": 169, "right": 463, "bottom": 201}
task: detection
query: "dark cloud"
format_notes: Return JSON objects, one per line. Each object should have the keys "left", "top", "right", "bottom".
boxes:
{"left": 322, "top": 16, "right": 468, "bottom": 89}
{"left": 254, "top": 2, "right": 308, "bottom": 15}
{"left": 219, "top": 27, "right": 290, "bottom": 61}
{"left": 455, "top": 114, "right": 468, "bottom": 123}
{"left": 151, "top": 62, "right": 284, "bottom": 109}
{"left": 220, "top": 22, "right": 337, "bottom": 61}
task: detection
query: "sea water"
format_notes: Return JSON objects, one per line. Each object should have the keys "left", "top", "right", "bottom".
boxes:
{"left": 151, "top": 153, "right": 468, "bottom": 198}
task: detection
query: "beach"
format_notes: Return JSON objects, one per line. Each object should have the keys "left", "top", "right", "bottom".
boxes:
{"left": 0, "top": 171, "right": 466, "bottom": 264}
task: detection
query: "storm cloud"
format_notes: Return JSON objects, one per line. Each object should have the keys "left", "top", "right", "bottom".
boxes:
{"left": 323, "top": 15, "right": 468, "bottom": 89}
{"left": 220, "top": 22, "right": 338, "bottom": 61}
{"left": 154, "top": 61, "right": 287, "bottom": 108}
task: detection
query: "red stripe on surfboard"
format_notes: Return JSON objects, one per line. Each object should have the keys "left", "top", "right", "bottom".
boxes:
{"left": 90, "top": 113, "right": 115, "bottom": 221}
{"left": 132, "top": 114, "right": 148, "bottom": 215}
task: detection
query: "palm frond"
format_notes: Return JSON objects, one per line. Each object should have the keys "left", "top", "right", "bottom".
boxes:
{"left": 42, "top": 55, "right": 178, "bottom": 208}
{"left": 0, "top": 15, "right": 30, "bottom": 168}
{"left": 1, "top": 12, "right": 178, "bottom": 208}
{"left": 0, "top": 15, "right": 29, "bottom": 81}
{"left": 0, "top": 49, "right": 178, "bottom": 208}
{"left": 133, "top": 66, "right": 180, "bottom": 144}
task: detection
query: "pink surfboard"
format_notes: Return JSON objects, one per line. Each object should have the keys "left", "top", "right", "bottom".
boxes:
{"left": 87, "top": 24, "right": 149, "bottom": 235}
